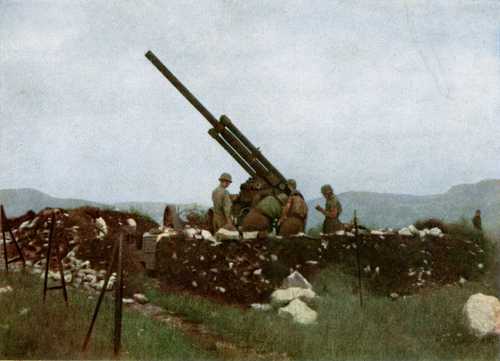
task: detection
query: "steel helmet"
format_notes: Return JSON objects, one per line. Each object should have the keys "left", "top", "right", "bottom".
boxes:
{"left": 321, "top": 184, "right": 333, "bottom": 194}
{"left": 287, "top": 179, "right": 297, "bottom": 190}
{"left": 277, "top": 193, "right": 289, "bottom": 204}
{"left": 219, "top": 172, "right": 232, "bottom": 182}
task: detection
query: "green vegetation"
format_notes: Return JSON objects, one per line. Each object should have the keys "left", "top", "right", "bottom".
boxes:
{"left": 147, "top": 265, "right": 498, "bottom": 361}
{"left": 0, "top": 271, "right": 212, "bottom": 360}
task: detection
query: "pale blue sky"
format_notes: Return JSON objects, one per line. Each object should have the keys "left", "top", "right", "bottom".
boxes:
{"left": 1, "top": 1, "right": 499, "bottom": 204}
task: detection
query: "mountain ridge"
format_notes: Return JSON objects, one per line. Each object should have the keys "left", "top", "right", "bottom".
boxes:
{"left": 1, "top": 179, "right": 498, "bottom": 232}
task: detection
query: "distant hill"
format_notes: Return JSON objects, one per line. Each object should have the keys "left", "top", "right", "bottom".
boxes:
{"left": 307, "top": 179, "right": 500, "bottom": 233}
{"left": 0, "top": 188, "right": 203, "bottom": 225}
{"left": 2, "top": 179, "right": 499, "bottom": 234}
{"left": 0, "top": 188, "right": 105, "bottom": 217}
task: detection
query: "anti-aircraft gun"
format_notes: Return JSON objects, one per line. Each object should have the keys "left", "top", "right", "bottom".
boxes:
{"left": 145, "top": 50, "right": 291, "bottom": 224}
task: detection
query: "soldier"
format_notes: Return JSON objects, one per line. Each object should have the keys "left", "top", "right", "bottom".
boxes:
{"left": 472, "top": 209, "right": 482, "bottom": 231}
{"left": 241, "top": 193, "right": 288, "bottom": 233}
{"left": 315, "top": 184, "right": 343, "bottom": 234}
{"left": 211, "top": 173, "right": 234, "bottom": 232}
{"left": 278, "top": 179, "right": 308, "bottom": 236}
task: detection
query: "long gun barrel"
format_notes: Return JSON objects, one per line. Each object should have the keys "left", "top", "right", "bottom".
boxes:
{"left": 145, "top": 50, "right": 289, "bottom": 193}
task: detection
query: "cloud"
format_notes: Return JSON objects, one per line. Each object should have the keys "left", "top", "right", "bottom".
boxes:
{"left": 0, "top": 0, "right": 499, "bottom": 204}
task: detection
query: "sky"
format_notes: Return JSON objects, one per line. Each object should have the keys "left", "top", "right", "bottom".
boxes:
{"left": 1, "top": 0, "right": 499, "bottom": 205}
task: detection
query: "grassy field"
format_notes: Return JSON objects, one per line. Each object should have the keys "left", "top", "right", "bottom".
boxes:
{"left": 0, "top": 271, "right": 213, "bottom": 360}
{"left": 147, "top": 265, "right": 499, "bottom": 361}
{"left": 1, "top": 237, "right": 498, "bottom": 360}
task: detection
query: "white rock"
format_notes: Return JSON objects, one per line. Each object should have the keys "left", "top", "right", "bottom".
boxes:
{"left": 281, "top": 271, "right": 313, "bottom": 290}
{"left": 335, "top": 230, "right": 346, "bottom": 235}
{"left": 48, "top": 271, "right": 61, "bottom": 281}
{"left": 133, "top": 293, "right": 149, "bottom": 304}
{"left": 27, "top": 217, "right": 39, "bottom": 229}
{"left": 242, "top": 231, "right": 259, "bottom": 240}
{"left": 271, "top": 287, "right": 316, "bottom": 306}
{"left": 370, "top": 230, "right": 385, "bottom": 236}
{"left": 250, "top": 303, "right": 273, "bottom": 311}
{"left": 253, "top": 268, "right": 262, "bottom": 276}
{"left": 459, "top": 277, "right": 467, "bottom": 285}
{"left": 95, "top": 217, "right": 108, "bottom": 240}
{"left": 270, "top": 254, "right": 278, "bottom": 262}
{"left": 201, "top": 229, "right": 219, "bottom": 245}
{"left": 215, "top": 228, "right": 240, "bottom": 241}
{"left": 428, "top": 227, "right": 443, "bottom": 237}
{"left": 94, "top": 280, "right": 105, "bottom": 290}
{"left": 19, "top": 307, "right": 30, "bottom": 316}
{"left": 0, "top": 286, "right": 13, "bottom": 294}
{"left": 390, "top": 292, "right": 399, "bottom": 299}
{"left": 127, "top": 218, "right": 137, "bottom": 229}
{"left": 84, "top": 274, "right": 97, "bottom": 284}
{"left": 184, "top": 228, "right": 199, "bottom": 239}
{"left": 19, "top": 220, "right": 31, "bottom": 230}
{"left": 278, "top": 299, "right": 317, "bottom": 325}
{"left": 122, "top": 298, "right": 135, "bottom": 304}
{"left": 215, "top": 286, "right": 226, "bottom": 293}
{"left": 398, "top": 228, "right": 413, "bottom": 236}
{"left": 408, "top": 225, "right": 418, "bottom": 235}
{"left": 463, "top": 293, "right": 500, "bottom": 338}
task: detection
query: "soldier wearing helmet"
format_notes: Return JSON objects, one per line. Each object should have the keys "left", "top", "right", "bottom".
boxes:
{"left": 316, "top": 184, "right": 343, "bottom": 234}
{"left": 241, "top": 192, "right": 289, "bottom": 234}
{"left": 211, "top": 172, "right": 234, "bottom": 232}
{"left": 278, "top": 179, "right": 308, "bottom": 236}
{"left": 472, "top": 209, "right": 482, "bottom": 231}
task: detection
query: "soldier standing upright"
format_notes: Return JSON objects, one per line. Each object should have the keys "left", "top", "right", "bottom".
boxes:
{"left": 212, "top": 173, "right": 234, "bottom": 232}
{"left": 316, "top": 184, "right": 342, "bottom": 234}
{"left": 472, "top": 209, "right": 482, "bottom": 231}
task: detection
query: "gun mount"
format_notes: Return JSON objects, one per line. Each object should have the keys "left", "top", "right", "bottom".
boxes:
{"left": 145, "top": 50, "right": 290, "bottom": 223}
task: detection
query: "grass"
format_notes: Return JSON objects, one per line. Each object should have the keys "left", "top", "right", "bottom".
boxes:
{"left": 0, "top": 271, "right": 213, "bottom": 360}
{"left": 146, "top": 265, "right": 499, "bottom": 361}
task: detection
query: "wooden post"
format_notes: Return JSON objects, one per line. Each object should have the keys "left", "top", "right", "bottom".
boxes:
{"left": 82, "top": 238, "right": 119, "bottom": 352}
{"left": 114, "top": 234, "right": 124, "bottom": 356}
{"left": 1, "top": 209, "right": 8, "bottom": 272}
{"left": 354, "top": 210, "right": 363, "bottom": 308}
{"left": 1, "top": 205, "right": 26, "bottom": 272}
{"left": 43, "top": 212, "right": 69, "bottom": 305}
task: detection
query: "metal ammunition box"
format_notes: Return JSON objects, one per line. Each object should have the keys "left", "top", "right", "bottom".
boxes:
{"left": 142, "top": 232, "right": 158, "bottom": 270}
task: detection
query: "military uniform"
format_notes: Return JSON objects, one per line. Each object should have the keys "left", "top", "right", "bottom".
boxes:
{"left": 279, "top": 192, "right": 308, "bottom": 236}
{"left": 212, "top": 184, "right": 232, "bottom": 232}
{"left": 241, "top": 194, "right": 287, "bottom": 232}
{"left": 322, "top": 195, "right": 343, "bottom": 234}
{"left": 472, "top": 213, "right": 482, "bottom": 231}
